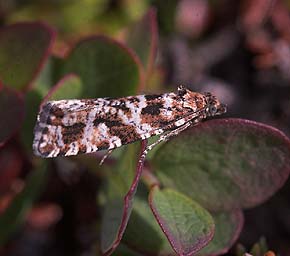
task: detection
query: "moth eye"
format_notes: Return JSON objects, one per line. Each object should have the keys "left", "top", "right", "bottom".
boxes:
{"left": 210, "top": 105, "right": 217, "bottom": 115}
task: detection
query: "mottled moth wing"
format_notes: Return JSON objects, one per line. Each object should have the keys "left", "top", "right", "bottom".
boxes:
{"left": 33, "top": 88, "right": 221, "bottom": 158}
{"left": 34, "top": 94, "right": 183, "bottom": 157}
{"left": 33, "top": 99, "right": 107, "bottom": 158}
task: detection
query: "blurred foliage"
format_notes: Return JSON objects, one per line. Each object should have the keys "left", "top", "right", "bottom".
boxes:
{"left": 236, "top": 237, "right": 275, "bottom": 256}
{"left": 2, "top": 0, "right": 149, "bottom": 35}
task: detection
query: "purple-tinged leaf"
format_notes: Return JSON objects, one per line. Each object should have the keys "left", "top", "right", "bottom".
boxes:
{"left": 198, "top": 210, "right": 244, "bottom": 256}
{"left": 124, "top": 188, "right": 243, "bottom": 256}
{"left": 149, "top": 186, "right": 215, "bottom": 256}
{"left": 101, "top": 140, "right": 147, "bottom": 256}
{"left": 152, "top": 118, "right": 290, "bottom": 211}
{"left": 0, "top": 22, "right": 55, "bottom": 90}
{"left": 0, "top": 87, "right": 24, "bottom": 147}
{"left": 127, "top": 8, "right": 158, "bottom": 77}
{"left": 61, "top": 36, "right": 145, "bottom": 98}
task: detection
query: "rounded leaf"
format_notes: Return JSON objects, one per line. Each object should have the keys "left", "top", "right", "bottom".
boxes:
{"left": 152, "top": 119, "right": 290, "bottom": 210}
{"left": 0, "top": 22, "right": 55, "bottom": 90}
{"left": 61, "top": 36, "right": 144, "bottom": 98}
{"left": 149, "top": 187, "right": 215, "bottom": 256}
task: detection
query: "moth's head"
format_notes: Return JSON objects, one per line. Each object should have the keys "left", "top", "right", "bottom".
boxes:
{"left": 177, "top": 86, "right": 226, "bottom": 118}
{"left": 177, "top": 86, "right": 226, "bottom": 116}
{"left": 204, "top": 92, "right": 227, "bottom": 117}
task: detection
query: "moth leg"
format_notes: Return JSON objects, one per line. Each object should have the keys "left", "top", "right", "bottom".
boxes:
{"left": 142, "top": 121, "right": 193, "bottom": 158}
{"left": 99, "top": 149, "right": 113, "bottom": 166}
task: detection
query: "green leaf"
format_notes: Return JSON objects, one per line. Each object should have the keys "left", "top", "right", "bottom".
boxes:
{"left": 152, "top": 118, "right": 290, "bottom": 211}
{"left": 123, "top": 193, "right": 175, "bottom": 255}
{"left": 0, "top": 87, "right": 24, "bottom": 146}
{"left": 42, "top": 73, "right": 83, "bottom": 102}
{"left": 100, "top": 141, "right": 147, "bottom": 255}
{"left": 33, "top": 57, "right": 57, "bottom": 97}
{"left": 20, "top": 89, "right": 42, "bottom": 152}
{"left": 250, "top": 237, "right": 269, "bottom": 256}
{"left": 149, "top": 187, "right": 215, "bottom": 256}
{"left": 236, "top": 244, "right": 247, "bottom": 256}
{"left": 112, "top": 243, "right": 142, "bottom": 256}
{"left": 151, "top": 0, "right": 178, "bottom": 35}
{"left": 61, "top": 36, "right": 143, "bottom": 98}
{"left": 198, "top": 210, "right": 244, "bottom": 255}
{"left": 0, "top": 22, "right": 55, "bottom": 90}
{"left": 0, "top": 161, "right": 47, "bottom": 245}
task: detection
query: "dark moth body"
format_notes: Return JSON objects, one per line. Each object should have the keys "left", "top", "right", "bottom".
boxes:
{"left": 33, "top": 87, "right": 226, "bottom": 158}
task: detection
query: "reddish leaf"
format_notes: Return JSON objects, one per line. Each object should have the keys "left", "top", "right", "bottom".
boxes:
{"left": 0, "top": 22, "right": 55, "bottom": 90}
{"left": 0, "top": 87, "right": 25, "bottom": 146}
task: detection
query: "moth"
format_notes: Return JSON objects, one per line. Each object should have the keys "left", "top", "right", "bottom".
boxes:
{"left": 33, "top": 85, "right": 226, "bottom": 163}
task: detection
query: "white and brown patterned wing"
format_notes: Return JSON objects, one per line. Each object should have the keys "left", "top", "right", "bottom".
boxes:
{"left": 32, "top": 96, "right": 166, "bottom": 158}
{"left": 33, "top": 98, "right": 117, "bottom": 157}
{"left": 33, "top": 90, "right": 209, "bottom": 158}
